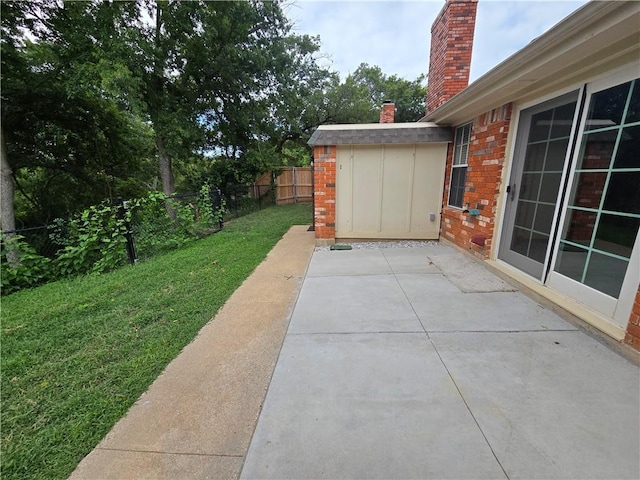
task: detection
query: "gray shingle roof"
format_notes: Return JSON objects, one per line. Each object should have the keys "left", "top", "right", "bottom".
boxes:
{"left": 307, "top": 124, "right": 452, "bottom": 146}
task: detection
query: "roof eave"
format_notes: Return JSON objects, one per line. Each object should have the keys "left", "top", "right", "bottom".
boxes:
{"left": 307, "top": 124, "right": 452, "bottom": 146}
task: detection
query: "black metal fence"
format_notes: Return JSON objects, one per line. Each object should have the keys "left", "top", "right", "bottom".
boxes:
{"left": 2, "top": 225, "right": 60, "bottom": 259}
{"left": 126, "top": 191, "right": 222, "bottom": 263}
{"left": 1, "top": 182, "right": 276, "bottom": 293}
{"left": 222, "top": 183, "right": 274, "bottom": 219}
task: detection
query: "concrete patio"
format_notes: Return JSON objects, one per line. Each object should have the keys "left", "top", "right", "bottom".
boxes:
{"left": 241, "top": 242, "right": 640, "bottom": 479}
{"left": 71, "top": 229, "right": 639, "bottom": 479}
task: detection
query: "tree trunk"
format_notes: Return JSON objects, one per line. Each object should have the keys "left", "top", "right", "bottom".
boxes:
{"left": 152, "top": 2, "right": 176, "bottom": 214}
{"left": 156, "top": 134, "right": 177, "bottom": 218}
{"left": 1, "top": 125, "right": 20, "bottom": 267}
{"left": 156, "top": 135, "right": 174, "bottom": 196}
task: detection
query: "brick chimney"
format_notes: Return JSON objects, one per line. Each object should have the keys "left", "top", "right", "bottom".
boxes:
{"left": 425, "top": 0, "right": 478, "bottom": 115}
{"left": 379, "top": 101, "right": 395, "bottom": 123}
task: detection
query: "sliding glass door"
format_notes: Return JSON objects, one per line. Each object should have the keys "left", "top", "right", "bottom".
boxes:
{"left": 548, "top": 75, "right": 640, "bottom": 324}
{"left": 500, "top": 67, "right": 640, "bottom": 328}
{"left": 498, "top": 92, "right": 579, "bottom": 279}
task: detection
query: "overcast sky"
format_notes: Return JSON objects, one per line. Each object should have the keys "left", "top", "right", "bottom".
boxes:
{"left": 285, "top": 0, "right": 589, "bottom": 85}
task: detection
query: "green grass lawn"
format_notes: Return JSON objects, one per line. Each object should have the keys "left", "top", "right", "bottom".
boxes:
{"left": 1, "top": 204, "right": 311, "bottom": 480}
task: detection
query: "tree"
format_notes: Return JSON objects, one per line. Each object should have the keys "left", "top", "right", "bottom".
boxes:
{"left": 105, "top": 0, "right": 304, "bottom": 196}
{"left": 246, "top": 60, "right": 427, "bottom": 170}
{"left": 266, "top": 61, "right": 427, "bottom": 152}
{"left": 1, "top": 0, "right": 428, "bottom": 231}
{"left": 1, "top": 1, "right": 155, "bottom": 226}
{"left": 344, "top": 63, "right": 427, "bottom": 123}
{"left": 229, "top": 33, "right": 335, "bottom": 172}
{"left": 1, "top": 0, "right": 330, "bottom": 224}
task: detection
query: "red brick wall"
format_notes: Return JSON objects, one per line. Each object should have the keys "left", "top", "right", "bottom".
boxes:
{"left": 426, "top": 0, "right": 478, "bottom": 115}
{"left": 313, "top": 145, "right": 337, "bottom": 240}
{"left": 380, "top": 103, "right": 395, "bottom": 123}
{"left": 624, "top": 287, "right": 640, "bottom": 350}
{"left": 440, "top": 104, "right": 512, "bottom": 258}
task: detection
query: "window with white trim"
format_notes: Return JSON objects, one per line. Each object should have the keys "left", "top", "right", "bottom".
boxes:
{"left": 448, "top": 122, "right": 472, "bottom": 208}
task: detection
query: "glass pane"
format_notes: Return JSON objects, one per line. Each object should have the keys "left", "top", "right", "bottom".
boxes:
{"left": 555, "top": 242, "right": 588, "bottom": 282}
{"left": 523, "top": 143, "right": 546, "bottom": 172}
{"left": 562, "top": 208, "right": 596, "bottom": 247}
{"left": 585, "top": 81, "right": 631, "bottom": 130}
{"left": 539, "top": 173, "right": 562, "bottom": 203}
{"left": 505, "top": 100, "right": 578, "bottom": 270}
{"left": 461, "top": 142, "right": 469, "bottom": 165}
{"left": 584, "top": 252, "right": 628, "bottom": 298}
{"left": 514, "top": 201, "right": 535, "bottom": 229}
{"left": 529, "top": 232, "right": 549, "bottom": 263}
{"left": 461, "top": 124, "right": 471, "bottom": 144}
{"left": 511, "top": 227, "right": 530, "bottom": 256}
{"left": 546, "top": 138, "right": 570, "bottom": 171}
{"left": 569, "top": 171, "right": 606, "bottom": 209}
{"left": 594, "top": 214, "right": 640, "bottom": 258}
{"left": 625, "top": 81, "right": 640, "bottom": 124}
{"left": 533, "top": 203, "right": 555, "bottom": 234}
{"left": 576, "top": 130, "right": 616, "bottom": 169}
{"left": 603, "top": 172, "right": 640, "bottom": 214}
{"left": 454, "top": 144, "right": 463, "bottom": 165}
{"left": 449, "top": 167, "right": 466, "bottom": 207}
{"left": 613, "top": 125, "right": 640, "bottom": 169}
{"left": 520, "top": 173, "right": 541, "bottom": 201}
{"left": 454, "top": 127, "right": 464, "bottom": 145}
{"left": 529, "top": 109, "right": 552, "bottom": 142}
{"left": 550, "top": 102, "right": 577, "bottom": 139}
{"left": 553, "top": 80, "right": 640, "bottom": 300}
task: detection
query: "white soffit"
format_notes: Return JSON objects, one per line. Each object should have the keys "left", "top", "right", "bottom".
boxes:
{"left": 425, "top": 1, "right": 640, "bottom": 125}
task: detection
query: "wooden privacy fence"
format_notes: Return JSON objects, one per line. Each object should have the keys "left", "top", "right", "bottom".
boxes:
{"left": 251, "top": 167, "right": 313, "bottom": 205}
{"left": 252, "top": 171, "right": 274, "bottom": 199}
{"left": 275, "top": 167, "right": 312, "bottom": 205}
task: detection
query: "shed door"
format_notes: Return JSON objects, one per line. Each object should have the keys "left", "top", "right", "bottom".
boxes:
{"left": 336, "top": 144, "right": 447, "bottom": 239}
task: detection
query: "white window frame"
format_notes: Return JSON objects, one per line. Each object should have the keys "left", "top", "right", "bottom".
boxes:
{"left": 546, "top": 66, "right": 640, "bottom": 327}
{"left": 448, "top": 122, "right": 472, "bottom": 208}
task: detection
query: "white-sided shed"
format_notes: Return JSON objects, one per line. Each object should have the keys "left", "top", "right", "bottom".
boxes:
{"left": 308, "top": 123, "right": 451, "bottom": 240}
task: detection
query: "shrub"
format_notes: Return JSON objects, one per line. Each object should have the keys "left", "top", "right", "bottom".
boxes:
{"left": 1, "top": 185, "right": 226, "bottom": 295}
{"left": 0, "top": 234, "right": 52, "bottom": 294}
{"left": 53, "top": 203, "right": 129, "bottom": 277}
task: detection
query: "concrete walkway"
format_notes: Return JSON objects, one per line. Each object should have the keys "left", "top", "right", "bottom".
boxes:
{"left": 70, "top": 226, "right": 316, "bottom": 479}
{"left": 241, "top": 243, "right": 640, "bottom": 480}
{"left": 71, "top": 230, "right": 640, "bottom": 479}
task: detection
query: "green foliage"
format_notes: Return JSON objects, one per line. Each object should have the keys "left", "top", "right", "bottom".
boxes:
{"left": 1, "top": 187, "right": 227, "bottom": 295}
{"left": 255, "top": 60, "right": 426, "bottom": 173}
{"left": 1, "top": 1, "right": 156, "bottom": 226}
{"left": 298, "top": 63, "right": 427, "bottom": 127}
{"left": 1, "top": 0, "right": 425, "bottom": 236}
{"left": 349, "top": 63, "right": 427, "bottom": 123}
{"left": 0, "top": 204, "right": 311, "bottom": 480}
{"left": 1, "top": 203, "right": 130, "bottom": 294}
{"left": 53, "top": 204, "right": 129, "bottom": 278}
{"left": 129, "top": 189, "right": 222, "bottom": 260}
{"left": 199, "top": 183, "right": 226, "bottom": 229}
{"left": 128, "top": 192, "right": 186, "bottom": 258}
{"left": 0, "top": 234, "right": 51, "bottom": 294}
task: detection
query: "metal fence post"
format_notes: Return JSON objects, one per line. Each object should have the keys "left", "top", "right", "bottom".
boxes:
{"left": 213, "top": 187, "right": 224, "bottom": 230}
{"left": 293, "top": 167, "right": 298, "bottom": 204}
{"left": 117, "top": 197, "right": 137, "bottom": 265}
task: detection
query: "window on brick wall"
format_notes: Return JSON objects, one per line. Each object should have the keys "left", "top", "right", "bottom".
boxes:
{"left": 448, "top": 122, "right": 472, "bottom": 208}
